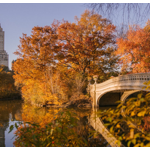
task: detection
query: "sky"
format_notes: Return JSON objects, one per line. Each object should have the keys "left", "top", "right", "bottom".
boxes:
{"left": 0, "top": 3, "right": 87, "bottom": 69}
{"left": 0, "top": 2, "right": 149, "bottom": 69}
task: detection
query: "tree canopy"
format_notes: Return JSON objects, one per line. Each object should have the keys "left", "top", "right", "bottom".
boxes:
{"left": 13, "top": 10, "right": 118, "bottom": 105}
{"left": 57, "top": 10, "right": 118, "bottom": 76}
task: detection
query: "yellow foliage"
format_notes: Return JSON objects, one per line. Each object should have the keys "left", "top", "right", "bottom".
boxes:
{"left": 137, "top": 110, "right": 146, "bottom": 117}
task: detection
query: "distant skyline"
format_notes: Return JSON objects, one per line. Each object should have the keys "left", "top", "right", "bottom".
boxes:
{"left": 0, "top": 2, "right": 149, "bottom": 69}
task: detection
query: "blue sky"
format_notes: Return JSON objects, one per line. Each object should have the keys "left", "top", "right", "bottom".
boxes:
{"left": 0, "top": 2, "right": 149, "bottom": 69}
{"left": 0, "top": 3, "right": 87, "bottom": 69}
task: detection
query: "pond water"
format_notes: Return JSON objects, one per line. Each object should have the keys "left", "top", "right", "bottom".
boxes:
{"left": 0, "top": 100, "right": 115, "bottom": 147}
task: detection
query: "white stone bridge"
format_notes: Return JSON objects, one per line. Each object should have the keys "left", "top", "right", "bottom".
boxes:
{"left": 88, "top": 73, "right": 150, "bottom": 146}
{"left": 90, "top": 73, "right": 150, "bottom": 108}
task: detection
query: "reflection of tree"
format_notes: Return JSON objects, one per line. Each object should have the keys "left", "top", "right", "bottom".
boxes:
{"left": 0, "top": 100, "right": 23, "bottom": 122}
{"left": 70, "top": 109, "right": 108, "bottom": 146}
{"left": 14, "top": 110, "right": 22, "bottom": 121}
{"left": 0, "top": 121, "right": 7, "bottom": 147}
{"left": 13, "top": 105, "right": 109, "bottom": 147}
{"left": 0, "top": 100, "right": 23, "bottom": 147}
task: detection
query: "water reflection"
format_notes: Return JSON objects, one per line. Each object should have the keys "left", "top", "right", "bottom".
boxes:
{"left": 0, "top": 100, "right": 23, "bottom": 147}
{"left": 88, "top": 108, "right": 119, "bottom": 147}
{"left": 0, "top": 100, "right": 110, "bottom": 147}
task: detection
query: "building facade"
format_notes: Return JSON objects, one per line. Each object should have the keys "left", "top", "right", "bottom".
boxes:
{"left": 0, "top": 25, "right": 9, "bottom": 67}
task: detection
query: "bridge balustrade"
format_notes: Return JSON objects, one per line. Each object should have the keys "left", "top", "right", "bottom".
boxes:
{"left": 90, "top": 73, "right": 150, "bottom": 91}
{"left": 89, "top": 73, "right": 150, "bottom": 107}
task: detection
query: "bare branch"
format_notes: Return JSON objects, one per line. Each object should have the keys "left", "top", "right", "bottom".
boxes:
{"left": 86, "top": 3, "right": 150, "bottom": 26}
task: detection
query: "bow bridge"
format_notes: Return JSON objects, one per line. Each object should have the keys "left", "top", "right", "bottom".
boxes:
{"left": 89, "top": 73, "right": 150, "bottom": 108}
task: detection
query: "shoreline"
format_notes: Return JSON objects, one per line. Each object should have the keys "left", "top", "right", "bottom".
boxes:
{"left": 0, "top": 96, "right": 22, "bottom": 101}
{"left": 30, "top": 98, "right": 92, "bottom": 109}
{"left": 0, "top": 97, "right": 93, "bottom": 109}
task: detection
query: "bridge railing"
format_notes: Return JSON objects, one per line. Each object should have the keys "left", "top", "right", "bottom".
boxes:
{"left": 90, "top": 73, "right": 150, "bottom": 92}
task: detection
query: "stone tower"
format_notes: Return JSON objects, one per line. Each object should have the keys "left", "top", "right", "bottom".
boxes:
{"left": 0, "top": 24, "right": 9, "bottom": 67}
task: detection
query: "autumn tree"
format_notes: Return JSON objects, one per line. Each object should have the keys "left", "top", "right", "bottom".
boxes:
{"left": 13, "top": 25, "right": 63, "bottom": 105}
{"left": 58, "top": 10, "right": 118, "bottom": 78}
{"left": 13, "top": 10, "right": 118, "bottom": 106}
{"left": 116, "top": 20, "right": 150, "bottom": 73}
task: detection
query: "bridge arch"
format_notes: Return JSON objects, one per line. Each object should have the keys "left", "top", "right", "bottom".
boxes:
{"left": 97, "top": 89, "right": 148, "bottom": 106}
{"left": 120, "top": 90, "right": 140, "bottom": 103}
{"left": 97, "top": 90, "right": 123, "bottom": 106}
{"left": 90, "top": 73, "right": 150, "bottom": 107}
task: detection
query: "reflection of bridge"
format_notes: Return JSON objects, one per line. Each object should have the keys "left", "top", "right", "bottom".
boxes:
{"left": 90, "top": 73, "right": 150, "bottom": 108}
{"left": 88, "top": 110, "right": 121, "bottom": 147}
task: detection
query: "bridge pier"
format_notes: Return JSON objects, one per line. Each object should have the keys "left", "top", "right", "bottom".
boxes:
{"left": 93, "top": 97, "right": 98, "bottom": 109}
{"left": 120, "top": 90, "right": 140, "bottom": 103}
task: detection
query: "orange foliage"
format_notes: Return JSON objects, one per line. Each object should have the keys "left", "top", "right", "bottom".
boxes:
{"left": 13, "top": 104, "right": 92, "bottom": 147}
{"left": 57, "top": 10, "right": 117, "bottom": 76}
{"left": 13, "top": 25, "right": 68, "bottom": 105}
{"left": 21, "top": 104, "right": 61, "bottom": 127}
{"left": 13, "top": 10, "right": 118, "bottom": 105}
{"left": 116, "top": 20, "right": 150, "bottom": 73}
